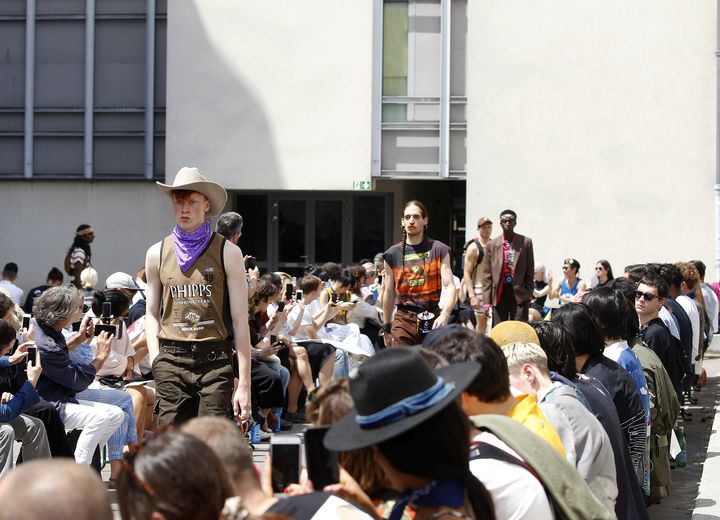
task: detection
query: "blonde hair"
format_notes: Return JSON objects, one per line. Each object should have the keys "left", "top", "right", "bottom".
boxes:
{"left": 80, "top": 266, "right": 98, "bottom": 289}
{"left": 503, "top": 342, "right": 549, "bottom": 377}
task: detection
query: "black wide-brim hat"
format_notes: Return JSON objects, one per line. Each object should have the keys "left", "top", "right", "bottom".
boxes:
{"left": 324, "top": 348, "right": 479, "bottom": 452}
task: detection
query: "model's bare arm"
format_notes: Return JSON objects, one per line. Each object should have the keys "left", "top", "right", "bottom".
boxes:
{"left": 463, "top": 244, "right": 480, "bottom": 308}
{"left": 481, "top": 241, "right": 494, "bottom": 305}
{"left": 434, "top": 253, "right": 456, "bottom": 328}
{"left": 225, "top": 241, "right": 252, "bottom": 420}
{"left": 144, "top": 242, "right": 162, "bottom": 363}
{"left": 382, "top": 261, "right": 396, "bottom": 326}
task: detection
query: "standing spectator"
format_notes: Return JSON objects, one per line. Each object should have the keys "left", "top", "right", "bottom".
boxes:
{"left": 636, "top": 275, "right": 686, "bottom": 399}
{"left": 482, "top": 210, "right": 534, "bottom": 323}
{"left": 0, "top": 263, "right": 23, "bottom": 304}
{"left": 145, "top": 167, "right": 252, "bottom": 425}
{"left": 65, "top": 224, "right": 94, "bottom": 289}
{"left": 692, "top": 260, "right": 718, "bottom": 334}
{"left": 22, "top": 267, "right": 64, "bottom": 314}
{"left": 382, "top": 200, "right": 456, "bottom": 345}
{"left": 503, "top": 341, "right": 617, "bottom": 514}
{"left": 553, "top": 303, "right": 648, "bottom": 490}
{"left": 463, "top": 216, "right": 492, "bottom": 331}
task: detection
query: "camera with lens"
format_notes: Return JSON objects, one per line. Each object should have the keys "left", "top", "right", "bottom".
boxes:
{"left": 245, "top": 256, "right": 257, "bottom": 271}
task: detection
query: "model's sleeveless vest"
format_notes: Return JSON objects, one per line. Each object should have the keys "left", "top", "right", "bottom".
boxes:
{"left": 158, "top": 233, "right": 232, "bottom": 342}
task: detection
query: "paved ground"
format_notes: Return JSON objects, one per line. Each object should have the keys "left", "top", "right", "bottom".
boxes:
{"left": 650, "top": 339, "right": 720, "bottom": 519}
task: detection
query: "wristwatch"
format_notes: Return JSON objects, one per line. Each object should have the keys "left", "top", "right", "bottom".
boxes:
{"left": 379, "top": 323, "right": 392, "bottom": 335}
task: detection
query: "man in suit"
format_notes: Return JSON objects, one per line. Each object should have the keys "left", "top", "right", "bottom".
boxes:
{"left": 482, "top": 210, "right": 534, "bottom": 323}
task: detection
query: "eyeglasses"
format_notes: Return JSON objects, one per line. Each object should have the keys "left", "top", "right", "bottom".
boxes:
{"left": 635, "top": 290, "right": 658, "bottom": 302}
{"left": 562, "top": 266, "right": 570, "bottom": 271}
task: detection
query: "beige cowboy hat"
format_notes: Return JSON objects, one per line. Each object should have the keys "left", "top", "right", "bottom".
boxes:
{"left": 157, "top": 167, "right": 228, "bottom": 217}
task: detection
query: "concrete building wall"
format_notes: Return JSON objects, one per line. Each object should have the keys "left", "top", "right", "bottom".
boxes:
{"left": 0, "top": 183, "right": 174, "bottom": 296}
{"left": 466, "top": 0, "right": 717, "bottom": 279}
{"left": 165, "top": 0, "right": 374, "bottom": 191}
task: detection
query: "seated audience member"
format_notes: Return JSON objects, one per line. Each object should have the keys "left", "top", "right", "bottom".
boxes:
{"left": 606, "top": 279, "right": 680, "bottom": 506}
{"left": 488, "top": 319, "right": 542, "bottom": 348}
{"left": 22, "top": 267, "right": 64, "bottom": 314}
{"left": 324, "top": 348, "right": 496, "bottom": 520}
{"left": 0, "top": 459, "right": 112, "bottom": 520}
{"left": 305, "top": 379, "right": 408, "bottom": 518}
{"left": 105, "top": 271, "right": 144, "bottom": 316}
{"left": 316, "top": 269, "right": 375, "bottom": 359}
{"left": 285, "top": 274, "right": 347, "bottom": 380}
{"left": 552, "top": 304, "right": 648, "bottom": 492}
{"left": 531, "top": 320, "right": 649, "bottom": 520}
{"left": 0, "top": 320, "right": 51, "bottom": 476}
{"left": 127, "top": 268, "right": 149, "bottom": 326}
{"left": 423, "top": 326, "right": 557, "bottom": 519}
{"left": 66, "top": 289, "right": 150, "bottom": 484}
{"left": 426, "top": 327, "right": 615, "bottom": 520}
{"left": 503, "top": 341, "right": 617, "bottom": 513}
{"left": 88, "top": 289, "right": 153, "bottom": 435}
{"left": 653, "top": 264, "right": 693, "bottom": 401}
{"left": 117, "top": 429, "right": 240, "bottom": 520}
{"left": 360, "top": 262, "right": 380, "bottom": 305}
{"left": 263, "top": 278, "right": 335, "bottom": 425}
{"left": 32, "top": 286, "right": 124, "bottom": 465}
{"left": 182, "top": 416, "right": 374, "bottom": 520}
{"left": 0, "top": 263, "right": 23, "bottom": 304}
{"left": 248, "top": 280, "right": 290, "bottom": 437}
{"left": 583, "top": 288, "right": 651, "bottom": 419}
{"left": 0, "top": 294, "right": 73, "bottom": 458}
{"left": 79, "top": 266, "right": 99, "bottom": 312}
{"left": 472, "top": 322, "right": 566, "bottom": 455}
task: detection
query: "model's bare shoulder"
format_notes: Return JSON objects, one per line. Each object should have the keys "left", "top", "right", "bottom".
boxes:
{"left": 144, "top": 241, "right": 162, "bottom": 273}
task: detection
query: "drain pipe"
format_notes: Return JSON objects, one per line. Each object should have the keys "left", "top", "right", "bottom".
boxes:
{"left": 716, "top": 0, "right": 720, "bottom": 279}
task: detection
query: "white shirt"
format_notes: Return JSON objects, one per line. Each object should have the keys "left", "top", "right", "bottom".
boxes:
{"left": 285, "top": 302, "right": 314, "bottom": 340}
{"left": 0, "top": 280, "right": 23, "bottom": 304}
{"left": 701, "top": 284, "right": 719, "bottom": 333}
{"left": 659, "top": 305, "right": 681, "bottom": 341}
{"left": 677, "top": 294, "right": 701, "bottom": 359}
{"left": 470, "top": 431, "right": 555, "bottom": 520}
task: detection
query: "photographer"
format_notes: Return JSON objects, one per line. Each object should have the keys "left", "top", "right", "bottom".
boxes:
{"left": 74, "top": 289, "right": 154, "bottom": 482}
{"left": 32, "top": 286, "right": 124, "bottom": 465}
{"left": 0, "top": 319, "right": 51, "bottom": 476}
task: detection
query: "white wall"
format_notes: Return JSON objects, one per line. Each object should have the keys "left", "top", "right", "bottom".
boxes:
{"left": 466, "top": 1, "right": 717, "bottom": 281}
{"left": 165, "top": 0, "right": 374, "bottom": 191}
{"left": 0, "top": 182, "right": 175, "bottom": 296}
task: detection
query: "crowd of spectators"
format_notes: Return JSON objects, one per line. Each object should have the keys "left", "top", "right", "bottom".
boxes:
{"left": 0, "top": 207, "right": 717, "bottom": 520}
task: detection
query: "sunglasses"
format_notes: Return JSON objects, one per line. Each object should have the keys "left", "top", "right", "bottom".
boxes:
{"left": 635, "top": 290, "right": 659, "bottom": 302}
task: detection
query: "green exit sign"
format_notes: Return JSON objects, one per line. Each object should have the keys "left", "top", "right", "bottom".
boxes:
{"left": 353, "top": 180, "right": 372, "bottom": 191}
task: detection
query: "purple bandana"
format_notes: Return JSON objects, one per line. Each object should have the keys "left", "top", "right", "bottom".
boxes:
{"left": 172, "top": 221, "right": 212, "bottom": 272}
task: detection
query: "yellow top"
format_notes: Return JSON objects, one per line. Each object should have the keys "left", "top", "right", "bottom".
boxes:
{"left": 508, "top": 393, "right": 567, "bottom": 457}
